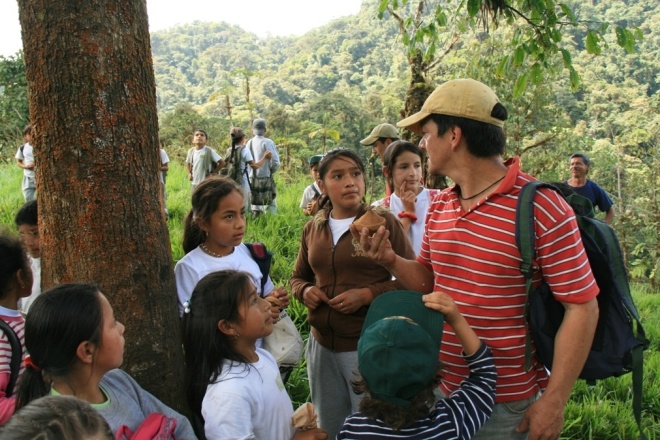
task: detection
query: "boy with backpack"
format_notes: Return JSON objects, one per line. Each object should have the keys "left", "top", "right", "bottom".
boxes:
{"left": 299, "top": 154, "right": 323, "bottom": 216}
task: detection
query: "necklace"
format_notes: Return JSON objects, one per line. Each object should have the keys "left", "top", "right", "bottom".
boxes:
{"left": 200, "top": 243, "right": 233, "bottom": 258}
{"left": 458, "top": 175, "right": 505, "bottom": 201}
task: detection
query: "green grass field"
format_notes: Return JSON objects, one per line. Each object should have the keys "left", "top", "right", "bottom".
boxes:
{"left": 1, "top": 161, "right": 658, "bottom": 438}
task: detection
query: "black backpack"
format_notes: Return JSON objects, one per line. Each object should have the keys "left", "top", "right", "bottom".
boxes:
{"left": 221, "top": 144, "right": 247, "bottom": 185}
{"left": 243, "top": 242, "right": 272, "bottom": 296}
{"left": 0, "top": 318, "right": 22, "bottom": 397}
{"left": 516, "top": 181, "right": 649, "bottom": 437}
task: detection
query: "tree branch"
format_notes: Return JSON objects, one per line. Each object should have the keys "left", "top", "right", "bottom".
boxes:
{"left": 521, "top": 132, "right": 559, "bottom": 153}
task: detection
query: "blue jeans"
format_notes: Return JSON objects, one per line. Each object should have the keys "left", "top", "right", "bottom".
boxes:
{"left": 434, "top": 388, "right": 539, "bottom": 439}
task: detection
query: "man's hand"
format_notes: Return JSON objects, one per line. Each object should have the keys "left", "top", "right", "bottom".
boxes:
{"left": 516, "top": 395, "right": 564, "bottom": 440}
{"left": 348, "top": 224, "right": 396, "bottom": 268}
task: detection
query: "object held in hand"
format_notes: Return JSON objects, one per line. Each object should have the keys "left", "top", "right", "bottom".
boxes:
{"left": 291, "top": 402, "right": 318, "bottom": 430}
{"left": 353, "top": 208, "right": 386, "bottom": 234}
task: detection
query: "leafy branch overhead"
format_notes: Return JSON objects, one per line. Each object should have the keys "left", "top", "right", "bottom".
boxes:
{"left": 378, "top": 0, "right": 644, "bottom": 97}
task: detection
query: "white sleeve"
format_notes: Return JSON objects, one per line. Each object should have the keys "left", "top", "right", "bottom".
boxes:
{"left": 160, "top": 149, "right": 170, "bottom": 164}
{"left": 267, "top": 141, "right": 280, "bottom": 173}
{"left": 242, "top": 147, "right": 254, "bottom": 163}
{"left": 174, "top": 261, "right": 199, "bottom": 316}
{"left": 211, "top": 148, "right": 222, "bottom": 162}
{"left": 15, "top": 147, "right": 24, "bottom": 160}
{"left": 203, "top": 389, "right": 255, "bottom": 440}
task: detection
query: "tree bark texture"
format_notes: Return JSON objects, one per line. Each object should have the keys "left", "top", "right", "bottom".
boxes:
{"left": 17, "top": 0, "right": 185, "bottom": 409}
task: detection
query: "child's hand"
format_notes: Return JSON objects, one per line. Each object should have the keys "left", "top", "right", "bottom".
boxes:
{"left": 264, "top": 150, "right": 273, "bottom": 159}
{"left": 400, "top": 182, "right": 417, "bottom": 214}
{"left": 424, "top": 291, "right": 482, "bottom": 356}
{"left": 271, "top": 286, "right": 290, "bottom": 309}
{"left": 265, "top": 295, "right": 282, "bottom": 321}
{"left": 422, "top": 292, "right": 459, "bottom": 324}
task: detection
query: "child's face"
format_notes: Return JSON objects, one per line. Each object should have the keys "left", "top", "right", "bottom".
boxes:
{"left": 319, "top": 156, "right": 365, "bottom": 218}
{"left": 234, "top": 284, "right": 274, "bottom": 342}
{"left": 389, "top": 151, "right": 423, "bottom": 196}
{"left": 199, "top": 190, "right": 246, "bottom": 255}
{"left": 24, "top": 133, "right": 32, "bottom": 144}
{"left": 193, "top": 131, "right": 207, "bottom": 147}
{"left": 95, "top": 293, "right": 125, "bottom": 372}
{"left": 18, "top": 224, "right": 40, "bottom": 258}
{"left": 309, "top": 165, "right": 319, "bottom": 182}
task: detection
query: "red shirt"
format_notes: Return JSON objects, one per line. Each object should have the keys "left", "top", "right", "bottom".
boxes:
{"left": 418, "top": 157, "right": 599, "bottom": 402}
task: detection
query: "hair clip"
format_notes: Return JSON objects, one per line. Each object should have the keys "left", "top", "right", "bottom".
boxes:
{"left": 183, "top": 301, "right": 191, "bottom": 314}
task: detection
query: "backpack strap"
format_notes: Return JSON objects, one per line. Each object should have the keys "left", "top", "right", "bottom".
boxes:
{"left": 244, "top": 242, "right": 273, "bottom": 296}
{"left": 0, "top": 319, "right": 21, "bottom": 397}
{"left": 245, "top": 140, "right": 254, "bottom": 190}
{"left": 515, "top": 181, "right": 561, "bottom": 371}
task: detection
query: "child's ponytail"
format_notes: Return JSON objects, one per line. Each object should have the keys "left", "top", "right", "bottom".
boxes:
{"left": 15, "top": 362, "right": 50, "bottom": 411}
{"left": 182, "top": 210, "right": 205, "bottom": 255}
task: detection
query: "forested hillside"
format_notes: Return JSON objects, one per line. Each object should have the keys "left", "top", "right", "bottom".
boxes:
{"left": 147, "top": 0, "right": 659, "bottom": 285}
{"left": 1, "top": 0, "right": 657, "bottom": 284}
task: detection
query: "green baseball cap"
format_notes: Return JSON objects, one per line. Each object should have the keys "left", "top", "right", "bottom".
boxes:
{"left": 358, "top": 290, "right": 444, "bottom": 407}
{"left": 309, "top": 154, "right": 324, "bottom": 166}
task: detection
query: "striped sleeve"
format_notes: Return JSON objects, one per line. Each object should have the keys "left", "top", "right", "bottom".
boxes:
{"left": 442, "top": 342, "right": 497, "bottom": 440}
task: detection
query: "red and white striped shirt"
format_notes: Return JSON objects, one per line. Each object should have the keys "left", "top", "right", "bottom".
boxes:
{"left": 0, "top": 308, "right": 26, "bottom": 424}
{"left": 418, "top": 157, "right": 599, "bottom": 402}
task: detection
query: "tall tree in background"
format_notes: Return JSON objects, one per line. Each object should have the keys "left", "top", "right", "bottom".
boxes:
{"left": 17, "top": 0, "right": 184, "bottom": 407}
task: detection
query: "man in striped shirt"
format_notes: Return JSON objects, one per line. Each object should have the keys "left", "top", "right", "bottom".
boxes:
{"left": 351, "top": 79, "right": 599, "bottom": 440}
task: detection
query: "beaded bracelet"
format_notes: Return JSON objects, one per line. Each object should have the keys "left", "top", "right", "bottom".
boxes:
{"left": 397, "top": 211, "right": 418, "bottom": 222}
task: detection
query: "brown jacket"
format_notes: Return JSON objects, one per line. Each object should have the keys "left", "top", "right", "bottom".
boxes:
{"left": 291, "top": 205, "right": 415, "bottom": 351}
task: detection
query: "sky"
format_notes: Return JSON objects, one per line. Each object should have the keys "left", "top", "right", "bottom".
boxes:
{"left": 0, "top": 0, "right": 363, "bottom": 57}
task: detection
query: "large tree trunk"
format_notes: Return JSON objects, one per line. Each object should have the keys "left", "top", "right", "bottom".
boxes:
{"left": 17, "top": 0, "right": 185, "bottom": 409}
{"left": 404, "top": 53, "right": 447, "bottom": 189}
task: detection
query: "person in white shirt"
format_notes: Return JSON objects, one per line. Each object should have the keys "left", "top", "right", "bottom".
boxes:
{"left": 181, "top": 270, "right": 328, "bottom": 440}
{"left": 15, "top": 125, "right": 36, "bottom": 202}
{"left": 185, "top": 129, "right": 225, "bottom": 191}
{"left": 159, "top": 147, "right": 170, "bottom": 216}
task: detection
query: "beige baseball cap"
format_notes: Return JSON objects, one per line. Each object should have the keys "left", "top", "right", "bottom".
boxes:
{"left": 360, "top": 123, "right": 399, "bottom": 146}
{"left": 397, "top": 79, "right": 505, "bottom": 134}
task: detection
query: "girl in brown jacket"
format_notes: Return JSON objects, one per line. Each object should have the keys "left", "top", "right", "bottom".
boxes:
{"left": 291, "top": 149, "right": 414, "bottom": 439}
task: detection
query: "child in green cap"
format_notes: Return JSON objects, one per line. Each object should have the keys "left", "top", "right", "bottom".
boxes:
{"left": 337, "top": 290, "right": 496, "bottom": 439}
